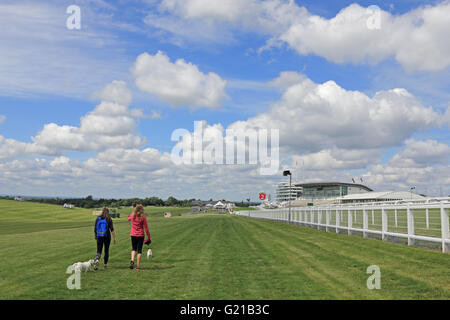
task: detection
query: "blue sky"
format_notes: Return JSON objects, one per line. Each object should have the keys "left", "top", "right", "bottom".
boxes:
{"left": 0, "top": 0, "right": 449, "bottom": 200}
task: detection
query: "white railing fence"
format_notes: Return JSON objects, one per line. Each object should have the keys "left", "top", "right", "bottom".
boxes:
{"left": 235, "top": 201, "right": 450, "bottom": 253}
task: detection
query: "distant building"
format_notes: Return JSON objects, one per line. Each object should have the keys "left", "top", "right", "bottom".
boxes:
{"left": 191, "top": 200, "right": 235, "bottom": 211}
{"left": 190, "top": 200, "right": 216, "bottom": 207}
{"left": 212, "top": 201, "right": 235, "bottom": 213}
{"left": 336, "top": 191, "right": 426, "bottom": 204}
{"left": 276, "top": 181, "right": 372, "bottom": 202}
{"left": 299, "top": 182, "right": 372, "bottom": 199}
{"left": 275, "top": 182, "right": 303, "bottom": 202}
{"left": 14, "top": 197, "right": 23, "bottom": 202}
{"left": 63, "top": 203, "right": 74, "bottom": 209}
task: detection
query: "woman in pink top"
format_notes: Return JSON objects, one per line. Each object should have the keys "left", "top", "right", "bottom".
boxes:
{"left": 128, "top": 204, "right": 151, "bottom": 270}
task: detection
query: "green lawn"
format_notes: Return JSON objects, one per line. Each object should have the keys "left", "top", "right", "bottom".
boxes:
{"left": 233, "top": 206, "right": 257, "bottom": 211}
{"left": 0, "top": 199, "right": 449, "bottom": 299}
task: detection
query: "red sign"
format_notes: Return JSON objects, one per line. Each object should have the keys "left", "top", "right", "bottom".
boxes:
{"left": 259, "top": 192, "right": 266, "bottom": 201}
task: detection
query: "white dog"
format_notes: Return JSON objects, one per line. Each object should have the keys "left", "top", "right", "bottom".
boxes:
{"left": 147, "top": 249, "right": 152, "bottom": 259}
{"left": 72, "top": 259, "right": 95, "bottom": 273}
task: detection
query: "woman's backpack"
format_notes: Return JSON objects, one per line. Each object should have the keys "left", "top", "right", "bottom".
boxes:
{"left": 96, "top": 217, "right": 108, "bottom": 237}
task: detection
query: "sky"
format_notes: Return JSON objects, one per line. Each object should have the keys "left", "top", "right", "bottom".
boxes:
{"left": 0, "top": 0, "right": 449, "bottom": 201}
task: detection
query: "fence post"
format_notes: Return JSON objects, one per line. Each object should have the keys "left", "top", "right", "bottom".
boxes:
{"left": 348, "top": 209, "right": 353, "bottom": 235}
{"left": 363, "top": 208, "right": 368, "bottom": 238}
{"left": 426, "top": 208, "right": 429, "bottom": 230}
{"left": 382, "top": 208, "right": 388, "bottom": 241}
{"left": 407, "top": 207, "right": 415, "bottom": 246}
{"left": 336, "top": 209, "right": 340, "bottom": 234}
{"left": 440, "top": 205, "right": 449, "bottom": 253}
{"left": 371, "top": 209, "right": 375, "bottom": 225}
{"left": 394, "top": 209, "right": 398, "bottom": 228}
{"left": 326, "top": 209, "right": 330, "bottom": 232}
{"left": 317, "top": 209, "right": 321, "bottom": 230}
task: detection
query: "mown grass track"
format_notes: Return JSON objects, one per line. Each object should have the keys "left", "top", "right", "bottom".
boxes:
{"left": 0, "top": 200, "right": 449, "bottom": 299}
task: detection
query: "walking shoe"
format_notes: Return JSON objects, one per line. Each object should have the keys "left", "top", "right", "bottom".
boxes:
{"left": 129, "top": 260, "right": 134, "bottom": 269}
{"left": 136, "top": 266, "right": 140, "bottom": 270}
{"left": 103, "top": 264, "right": 107, "bottom": 270}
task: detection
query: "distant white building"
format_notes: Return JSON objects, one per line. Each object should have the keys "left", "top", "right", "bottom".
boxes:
{"left": 63, "top": 203, "right": 74, "bottom": 209}
{"left": 14, "top": 197, "right": 23, "bottom": 202}
{"left": 227, "top": 202, "right": 235, "bottom": 209}
{"left": 213, "top": 201, "right": 226, "bottom": 209}
{"left": 275, "top": 182, "right": 303, "bottom": 202}
{"left": 336, "top": 191, "right": 426, "bottom": 204}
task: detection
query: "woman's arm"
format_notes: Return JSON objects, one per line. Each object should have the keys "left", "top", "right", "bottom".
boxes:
{"left": 94, "top": 217, "right": 98, "bottom": 240}
{"left": 109, "top": 218, "right": 117, "bottom": 244}
{"left": 111, "top": 230, "right": 117, "bottom": 244}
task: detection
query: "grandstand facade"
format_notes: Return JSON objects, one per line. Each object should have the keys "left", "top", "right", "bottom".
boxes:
{"left": 276, "top": 181, "right": 372, "bottom": 202}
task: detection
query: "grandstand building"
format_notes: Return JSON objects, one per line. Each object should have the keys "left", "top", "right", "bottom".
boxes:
{"left": 336, "top": 191, "right": 425, "bottom": 204}
{"left": 299, "top": 182, "right": 372, "bottom": 199}
{"left": 276, "top": 181, "right": 372, "bottom": 203}
{"left": 275, "top": 182, "right": 303, "bottom": 202}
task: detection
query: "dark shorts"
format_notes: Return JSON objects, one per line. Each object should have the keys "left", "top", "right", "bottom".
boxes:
{"left": 131, "top": 236, "right": 144, "bottom": 253}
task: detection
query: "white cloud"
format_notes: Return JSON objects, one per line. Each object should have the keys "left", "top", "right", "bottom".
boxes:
{"left": 149, "top": 110, "right": 162, "bottom": 119}
{"left": 292, "top": 148, "right": 382, "bottom": 171}
{"left": 267, "top": 71, "right": 306, "bottom": 90}
{"left": 390, "top": 139, "right": 450, "bottom": 168}
{"left": 229, "top": 73, "right": 446, "bottom": 154}
{"left": 92, "top": 80, "right": 133, "bottom": 107}
{"left": 132, "top": 51, "right": 227, "bottom": 108}
{"left": 358, "top": 139, "right": 450, "bottom": 194}
{"left": 159, "top": 0, "right": 255, "bottom": 22}
{"left": 148, "top": 1, "right": 450, "bottom": 72}
{"left": 277, "top": 2, "right": 450, "bottom": 72}
{"left": 0, "top": 135, "right": 56, "bottom": 160}
{"left": 1, "top": 132, "right": 449, "bottom": 199}
{"left": 0, "top": 81, "right": 145, "bottom": 159}
{"left": 0, "top": 144, "right": 278, "bottom": 199}
{"left": 145, "top": 0, "right": 305, "bottom": 45}
{"left": 0, "top": 115, "right": 5, "bottom": 124}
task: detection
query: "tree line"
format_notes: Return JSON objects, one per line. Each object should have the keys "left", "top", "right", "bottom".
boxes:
{"left": 0, "top": 195, "right": 196, "bottom": 208}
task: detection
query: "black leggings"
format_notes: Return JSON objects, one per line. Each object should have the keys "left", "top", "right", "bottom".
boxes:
{"left": 96, "top": 236, "right": 111, "bottom": 264}
{"left": 131, "top": 236, "right": 144, "bottom": 254}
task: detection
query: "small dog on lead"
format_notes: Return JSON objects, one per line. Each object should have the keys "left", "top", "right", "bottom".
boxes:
{"left": 72, "top": 259, "right": 95, "bottom": 273}
{"left": 147, "top": 249, "right": 152, "bottom": 259}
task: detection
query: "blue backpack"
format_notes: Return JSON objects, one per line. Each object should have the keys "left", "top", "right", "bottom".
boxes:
{"left": 96, "top": 217, "right": 108, "bottom": 237}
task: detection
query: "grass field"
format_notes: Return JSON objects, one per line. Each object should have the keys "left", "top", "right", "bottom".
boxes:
{"left": 0, "top": 199, "right": 449, "bottom": 299}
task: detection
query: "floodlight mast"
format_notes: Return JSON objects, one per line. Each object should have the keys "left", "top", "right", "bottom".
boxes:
{"left": 410, "top": 186, "right": 416, "bottom": 200}
{"left": 283, "top": 170, "right": 292, "bottom": 223}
